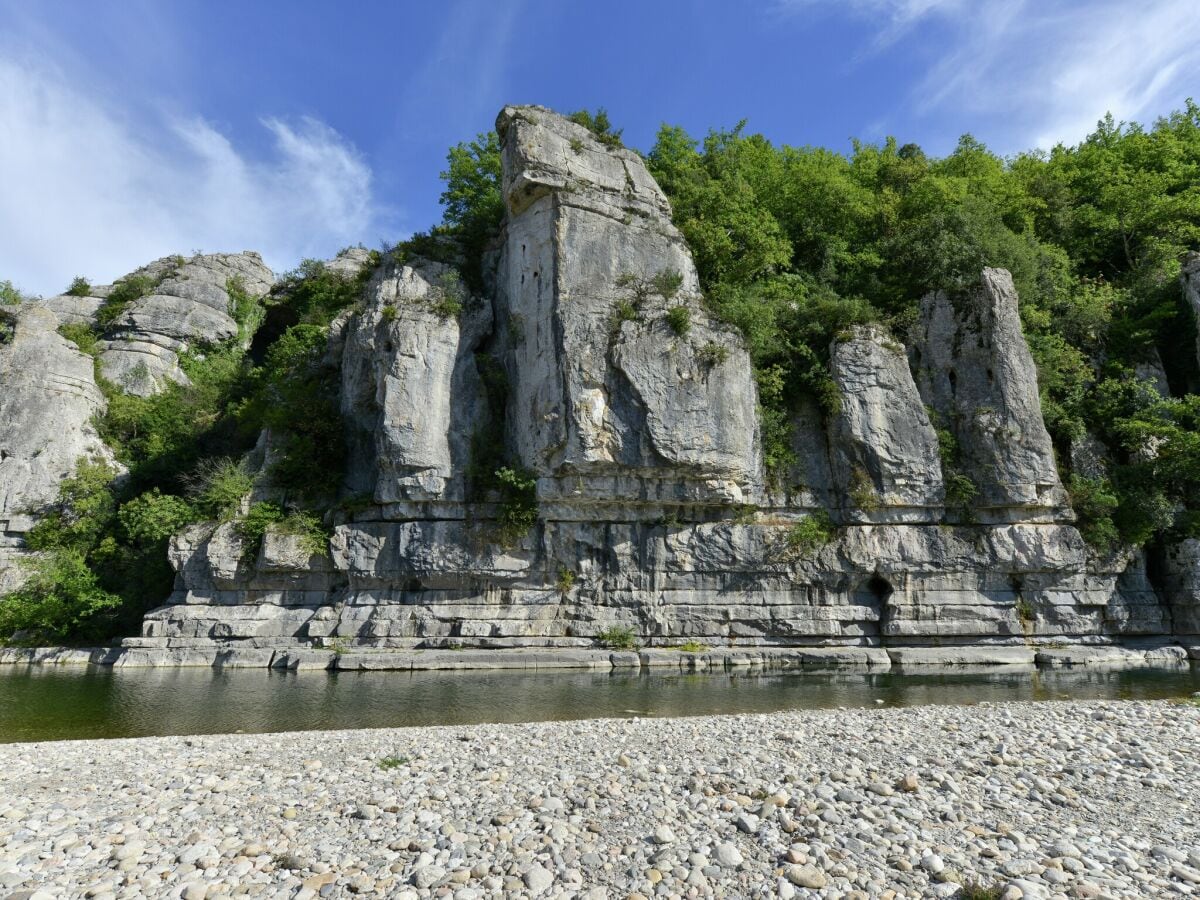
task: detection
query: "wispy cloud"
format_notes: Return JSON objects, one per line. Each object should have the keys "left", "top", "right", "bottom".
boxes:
{"left": 776, "top": 0, "right": 1200, "bottom": 151}
{"left": 0, "top": 55, "right": 386, "bottom": 296}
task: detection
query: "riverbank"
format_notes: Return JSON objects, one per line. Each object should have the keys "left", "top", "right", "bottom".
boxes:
{"left": 2, "top": 700, "right": 1198, "bottom": 899}
{"left": 3, "top": 638, "right": 1199, "bottom": 673}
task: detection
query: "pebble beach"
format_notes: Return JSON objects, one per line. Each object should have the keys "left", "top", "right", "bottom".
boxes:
{"left": 2, "top": 699, "right": 1199, "bottom": 899}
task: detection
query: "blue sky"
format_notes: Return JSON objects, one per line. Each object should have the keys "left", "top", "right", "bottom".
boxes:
{"left": 2, "top": 0, "right": 1198, "bottom": 295}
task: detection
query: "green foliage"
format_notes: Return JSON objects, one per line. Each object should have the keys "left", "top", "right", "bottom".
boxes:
{"left": 439, "top": 131, "right": 503, "bottom": 291}
{"left": 696, "top": 342, "right": 729, "bottom": 367}
{"left": 277, "top": 510, "right": 330, "bottom": 558}
{"left": 0, "top": 551, "right": 121, "bottom": 645}
{"left": 1015, "top": 596, "right": 1036, "bottom": 624}
{"left": 97, "top": 273, "right": 156, "bottom": 328}
{"left": 665, "top": 305, "right": 691, "bottom": 336}
{"left": 57, "top": 323, "right": 97, "bottom": 355}
{"left": 377, "top": 756, "right": 408, "bottom": 770}
{"left": 226, "top": 275, "right": 263, "bottom": 345}
{"left": 430, "top": 271, "right": 465, "bottom": 319}
{"left": 0, "top": 279, "right": 22, "bottom": 305}
{"left": 3, "top": 255, "right": 364, "bottom": 643}
{"left": 674, "top": 640, "right": 710, "bottom": 653}
{"left": 117, "top": 490, "right": 197, "bottom": 547}
{"left": 25, "top": 459, "right": 119, "bottom": 554}
{"left": 188, "top": 458, "right": 253, "bottom": 520}
{"left": 250, "top": 324, "right": 346, "bottom": 499}
{"left": 567, "top": 108, "right": 623, "bottom": 148}
{"left": 650, "top": 269, "right": 684, "bottom": 299}
{"left": 267, "top": 259, "right": 369, "bottom": 327}
{"left": 65, "top": 276, "right": 92, "bottom": 297}
{"left": 611, "top": 298, "right": 639, "bottom": 331}
{"left": 491, "top": 466, "right": 539, "bottom": 546}
{"left": 5, "top": 459, "right": 199, "bottom": 644}
{"left": 596, "top": 625, "right": 638, "bottom": 651}
{"left": 782, "top": 511, "right": 834, "bottom": 557}
{"left": 646, "top": 103, "right": 1200, "bottom": 542}
{"left": 1067, "top": 474, "right": 1121, "bottom": 553}
{"left": 235, "top": 502, "right": 284, "bottom": 560}
{"left": 944, "top": 471, "right": 979, "bottom": 511}
{"left": 555, "top": 566, "right": 576, "bottom": 594}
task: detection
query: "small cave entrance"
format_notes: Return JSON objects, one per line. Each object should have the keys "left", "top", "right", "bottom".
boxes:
{"left": 249, "top": 303, "right": 300, "bottom": 364}
{"left": 854, "top": 573, "right": 895, "bottom": 639}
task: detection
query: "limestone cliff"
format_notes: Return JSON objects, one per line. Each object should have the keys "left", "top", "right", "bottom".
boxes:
{"left": 0, "top": 305, "right": 117, "bottom": 592}
{"left": 4, "top": 105, "right": 1200, "bottom": 658}
{"left": 97, "top": 252, "right": 273, "bottom": 396}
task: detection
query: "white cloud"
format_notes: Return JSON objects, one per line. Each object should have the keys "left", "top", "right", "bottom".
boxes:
{"left": 777, "top": 0, "right": 1200, "bottom": 151}
{"left": 0, "top": 56, "right": 384, "bottom": 296}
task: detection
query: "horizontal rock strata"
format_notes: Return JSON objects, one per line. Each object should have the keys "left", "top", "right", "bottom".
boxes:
{"left": 3, "top": 106, "right": 1200, "bottom": 658}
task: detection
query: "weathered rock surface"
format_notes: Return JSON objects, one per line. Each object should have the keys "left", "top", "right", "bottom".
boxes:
{"left": 911, "top": 268, "right": 1068, "bottom": 517}
{"left": 0, "top": 304, "right": 116, "bottom": 591}
{"left": 97, "top": 252, "right": 273, "bottom": 396}
{"left": 340, "top": 257, "right": 490, "bottom": 503}
{"left": 1161, "top": 539, "right": 1200, "bottom": 635}
{"left": 828, "top": 324, "right": 944, "bottom": 519}
{"left": 38, "top": 292, "right": 104, "bottom": 326}
{"left": 494, "top": 105, "right": 762, "bottom": 506}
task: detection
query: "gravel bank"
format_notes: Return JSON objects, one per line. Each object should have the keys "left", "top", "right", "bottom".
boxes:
{"left": 2, "top": 700, "right": 1198, "bottom": 899}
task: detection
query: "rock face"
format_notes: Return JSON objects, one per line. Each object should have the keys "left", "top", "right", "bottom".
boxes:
{"left": 339, "top": 257, "right": 490, "bottom": 504}
{"left": 1184, "top": 252, "right": 1200, "bottom": 376}
{"left": 1161, "top": 540, "right": 1200, "bottom": 635}
{"left": 6, "top": 105, "right": 1195, "bottom": 656}
{"left": 0, "top": 304, "right": 116, "bottom": 591}
{"left": 98, "top": 252, "right": 273, "bottom": 396}
{"left": 910, "top": 269, "right": 1068, "bottom": 518}
{"left": 828, "top": 325, "right": 943, "bottom": 520}
{"left": 493, "top": 106, "right": 762, "bottom": 506}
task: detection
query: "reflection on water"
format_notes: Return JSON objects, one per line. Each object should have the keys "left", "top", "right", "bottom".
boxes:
{"left": 1, "top": 663, "right": 1197, "bottom": 743}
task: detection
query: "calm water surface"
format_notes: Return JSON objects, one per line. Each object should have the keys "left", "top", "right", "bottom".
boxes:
{"left": 1, "top": 664, "right": 1198, "bottom": 743}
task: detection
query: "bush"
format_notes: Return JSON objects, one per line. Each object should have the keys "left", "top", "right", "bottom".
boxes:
{"left": 555, "top": 566, "right": 576, "bottom": 594}
{"left": 492, "top": 465, "right": 538, "bottom": 546}
{"left": 430, "top": 271, "right": 465, "bottom": 320}
{"left": 226, "top": 275, "right": 263, "bottom": 345}
{"left": 1067, "top": 474, "right": 1120, "bottom": 553}
{"left": 25, "top": 459, "right": 118, "bottom": 553}
{"left": 782, "top": 511, "right": 834, "bottom": 557}
{"left": 235, "top": 502, "right": 285, "bottom": 560}
{"left": 665, "top": 305, "right": 691, "bottom": 336}
{"left": 596, "top": 626, "right": 638, "bottom": 650}
{"left": 0, "top": 279, "right": 22, "bottom": 305}
{"left": 696, "top": 342, "right": 729, "bottom": 366}
{"left": 611, "top": 299, "right": 638, "bottom": 332}
{"left": 117, "top": 490, "right": 197, "bottom": 546}
{"left": 65, "top": 276, "right": 92, "bottom": 297}
{"left": 277, "top": 510, "right": 330, "bottom": 558}
{"left": 188, "top": 458, "right": 253, "bottom": 520}
{"left": 567, "top": 108, "right": 624, "bottom": 148}
{"left": 57, "top": 323, "right": 97, "bottom": 355}
{"left": 0, "top": 551, "right": 121, "bottom": 645}
{"left": 96, "top": 273, "right": 156, "bottom": 328}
